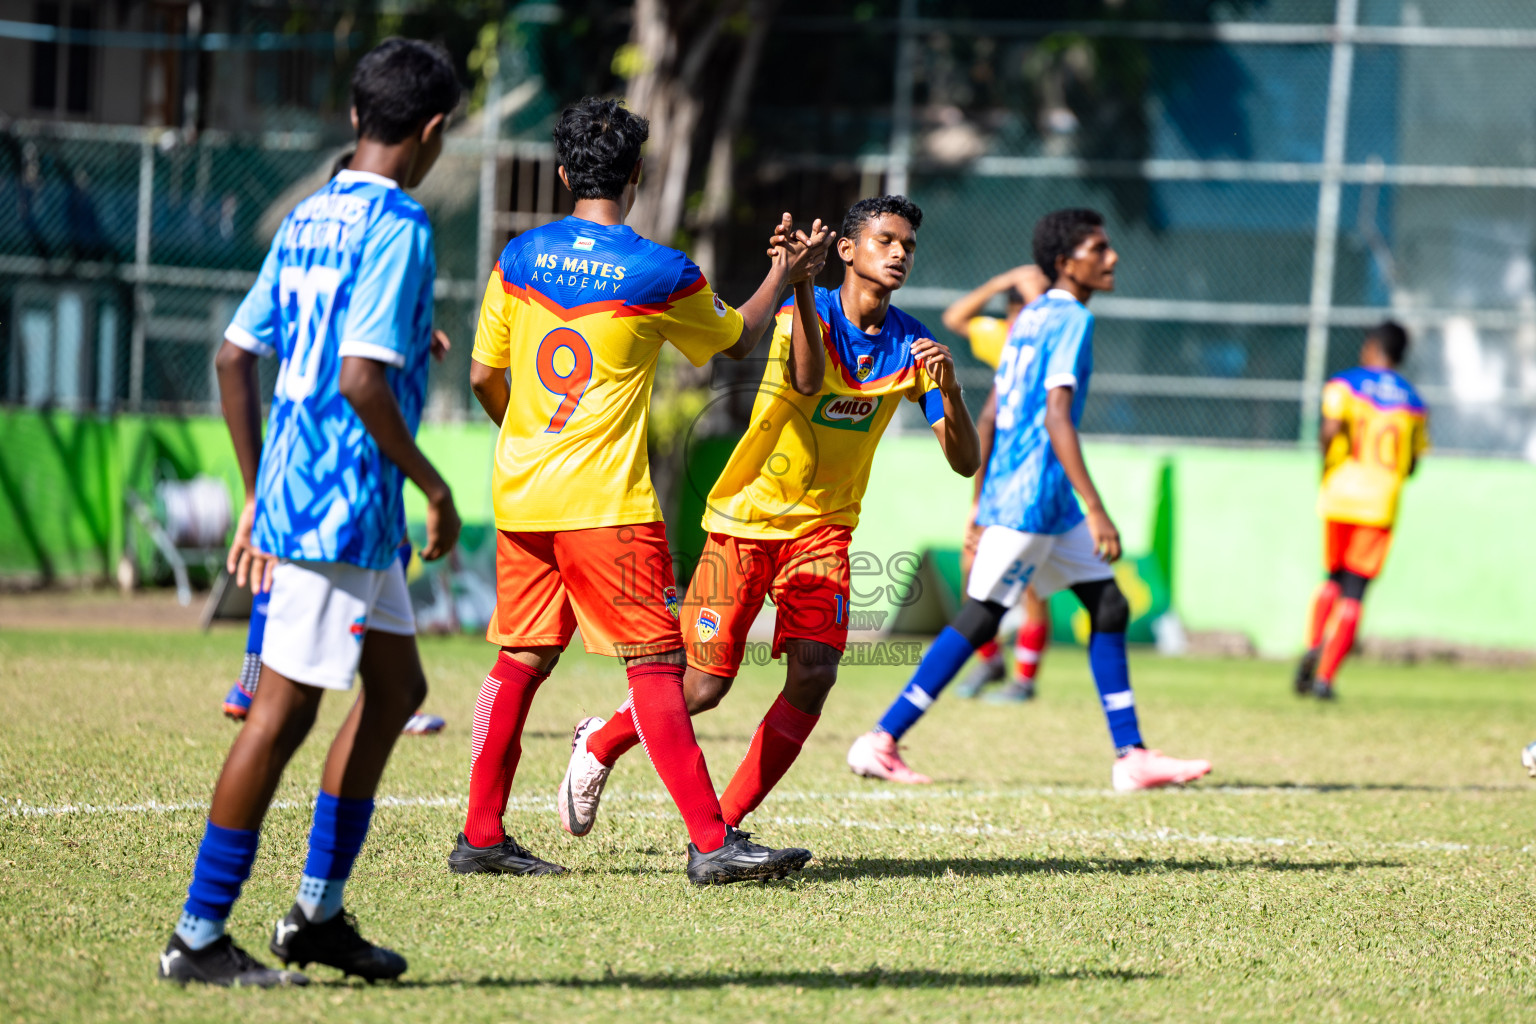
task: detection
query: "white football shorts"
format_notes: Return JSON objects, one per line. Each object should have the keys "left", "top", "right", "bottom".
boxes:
{"left": 260, "top": 558, "right": 415, "bottom": 691}
{"left": 966, "top": 520, "right": 1115, "bottom": 606}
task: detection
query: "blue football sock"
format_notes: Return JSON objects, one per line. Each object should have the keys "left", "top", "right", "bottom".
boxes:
{"left": 245, "top": 591, "right": 269, "bottom": 655}
{"left": 296, "top": 791, "right": 374, "bottom": 922}
{"left": 179, "top": 821, "right": 260, "bottom": 945}
{"left": 875, "top": 627, "right": 978, "bottom": 741}
{"left": 1088, "top": 631, "right": 1143, "bottom": 752}
{"left": 238, "top": 592, "right": 269, "bottom": 694}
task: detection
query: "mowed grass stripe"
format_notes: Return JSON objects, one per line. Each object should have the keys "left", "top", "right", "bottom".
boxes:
{"left": 4, "top": 623, "right": 1536, "bottom": 1022}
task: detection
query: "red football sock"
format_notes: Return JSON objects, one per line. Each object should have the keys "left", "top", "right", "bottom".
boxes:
{"left": 977, "top": 639, "right": 1000, "bottom": 660}
{"left": 1308, "top": 580, "right": 1340, "bottom": 649}
{"left": 720, "top": 693, "right": 820, "bottom": 827}
{"left": 1014, "top": 619, "right": 1049, "bottom": 682}
{"left": 627, "top": 661, "right": 728, "bottom": 852}
{"left": 463, "top": 652, "right": 547, "bottom": 847}
{"left": 1316, "top": 597, "right": 1361, "bottom": 683}
{"left": 585, "top": 700, "right": 641, "bottom": 767}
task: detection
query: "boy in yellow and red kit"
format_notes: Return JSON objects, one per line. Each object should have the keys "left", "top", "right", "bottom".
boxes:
{"left": 452, "top": 98, "right": 831, "bottom": 885}
{"left": 1295, "top": 321, "right": 1428, "bottom": 699}
{"left": 558, "top": 194, "right": 982, "bottom": 822}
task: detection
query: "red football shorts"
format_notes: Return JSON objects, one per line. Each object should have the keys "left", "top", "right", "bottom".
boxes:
{"left": 489, "top": 522, "right": 682, "bottom": 658}
{"left": 1323, "top": 519, "right": 1393, "bottom": 579}
{"left": 682, "top": 525, "right": 852, "bottom": 677}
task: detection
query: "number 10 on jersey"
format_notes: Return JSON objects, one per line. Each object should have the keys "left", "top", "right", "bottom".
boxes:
{"left": 536, "top": 328, "right": 593, "bottom": 433}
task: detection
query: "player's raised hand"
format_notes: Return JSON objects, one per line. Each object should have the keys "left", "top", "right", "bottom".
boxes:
{"left": 911, "top": 337, "right": 960, "bottom": 394}
{"left": 769, "top": 214, "right": 835, "bottom": 283}
{"left": 227, "top": 497, "right": 277, "bottom": 594}
{"left": 767, "top": 212, "right": 795, "bottom": 262}
{"left": 430, "top": 328, "right": 451, "bottom": 363}
{"left": 1005, "top": 264, "right": 1051, "bottom": 302}
{"left": 420, "top": 489, "right": 461, "bottom": 562}
{"left": 1086, "top": 506, "right": 1122, "bottom": 563}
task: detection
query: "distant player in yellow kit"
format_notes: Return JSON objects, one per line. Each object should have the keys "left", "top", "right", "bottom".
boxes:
{"left": 1295, "top": 321, "right": 1428, "bottom": 699}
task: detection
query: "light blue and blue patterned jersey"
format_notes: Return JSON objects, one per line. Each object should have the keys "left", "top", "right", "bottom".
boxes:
{"left": 225, "top": 169, "right": 435, "bottom": 570}
{"left": 974, "top": 288, "right": 1094, "bottom": 535}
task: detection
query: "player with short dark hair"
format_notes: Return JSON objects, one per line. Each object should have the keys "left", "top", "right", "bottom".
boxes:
{"left": 158, "top": 38, "right": 462, "bottom": 988}
{"left": 848, "top": 208, "right": 1212, "bottom": 790}
{"left": 940, "top": 264, "right": 1055, "bottom": 702}
{"left": 1294, "top": 321, "right": 1427, "bottom": 699}
{"left": 220, "top": 146, "right": 449, "bottom": 737}
{"left": 558, "top": 193, "right": 980, "bottom": 837}
{"left": 455, "top": 96, "right": 830, "bottom": 885}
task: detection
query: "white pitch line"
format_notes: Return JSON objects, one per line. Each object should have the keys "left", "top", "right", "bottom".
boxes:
{"left": 2, "top": 790, "right": 1511, "bottom": 856}
{"left": 5, "top": 781, "right": 1524, "bottom": 818}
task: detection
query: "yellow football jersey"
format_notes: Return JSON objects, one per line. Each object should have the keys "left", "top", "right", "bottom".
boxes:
{"left": 473, "top": 217, "right": 744, "bottom": 531}
{"left": 703, "top": 287, "right": 942, "bottom": 540}
{"left": 967, "top": 315, "right": 1010, "bottom": 370}
{"left": 1317, "top": 366, "right": 1429, "bottom": 528}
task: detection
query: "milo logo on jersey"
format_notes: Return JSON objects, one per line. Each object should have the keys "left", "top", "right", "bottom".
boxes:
{"left": 812, "top": 393, "right": 881, "bottom": 432}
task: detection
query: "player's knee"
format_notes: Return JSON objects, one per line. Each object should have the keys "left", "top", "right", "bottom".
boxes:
{"left": 796, "top": 660, "right": 839, "bottom": 699}
{"left": 686, "top": 671, "right": 733, "bottom": 714}
{"left": 952, "top": 599, "right": 1007, "bottom": 648}
{"left": 1338, "top": 571, "right": 1369, "bottom": 602}
{"left": 250, "top": 697, "right": 319, "bottom": 755}
{"left": 1074, "top": 578, "right": 1128, "bottom": 634}
{"left": 626, "top": 647, "right": 686, "bottom": 670}
{"left": 405, "top": 673, "right": 428, "bottom": 710}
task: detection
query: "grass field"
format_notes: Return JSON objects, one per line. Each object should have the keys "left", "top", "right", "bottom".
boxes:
{"left": 3, "top": 619, "right": 1535, "bottom": 1022}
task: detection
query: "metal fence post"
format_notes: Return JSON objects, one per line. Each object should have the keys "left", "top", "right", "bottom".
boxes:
{"left": 886, "top": 0, "right": 918, "bottom": 197}
{"left": 1300, "top": 0, "right": 1359, "bottom": 442}
{"left": 475, "top": 56, "right": 502, "bottom": 297}
{"left": 129, "top": 134, "right": 153, "bottom": 410}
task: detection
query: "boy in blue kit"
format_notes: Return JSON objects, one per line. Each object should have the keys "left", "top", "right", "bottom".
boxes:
{"left": 848, "top": 209, "right": 1212, "bottom": 792}
{"left": 158, "top": 39, "right": 462, "bottom": 987}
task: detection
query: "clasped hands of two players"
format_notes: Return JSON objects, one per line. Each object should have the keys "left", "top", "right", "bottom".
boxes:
{"left": 227, "top": 328, "right": 459, "bottom": 594}
{"left": 766, "top": 213, "right": 833, "bottom": 284}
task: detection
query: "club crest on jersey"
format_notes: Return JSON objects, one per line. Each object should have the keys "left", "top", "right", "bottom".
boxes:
{"left": 350, "top": 616, "right": 367, "bottom": 642}
{"left": 664, "top": 586, "right": 680, "bottom": 619}
{"left": 856, "top": 353, "right": 874, "bottom": 380}
{"left": 712, "top": 294, "right": 728, "bottom": 318}
{"left": 811, "top": 393, "right": 879, "bottom": 432}
{"left": 573, "top": 237, "right": 595, "bottom": 251}
{"left": 695, "top": 607, "right": 721, "bottom": 643}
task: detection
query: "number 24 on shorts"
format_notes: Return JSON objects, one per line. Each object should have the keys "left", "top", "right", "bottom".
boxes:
{"left": 536, "top": 327, "right": 593, "bottom": 433}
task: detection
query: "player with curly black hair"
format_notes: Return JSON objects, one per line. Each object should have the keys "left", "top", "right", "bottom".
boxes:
{"left": 562, "top": 193, "right": 980, "bottom": 839}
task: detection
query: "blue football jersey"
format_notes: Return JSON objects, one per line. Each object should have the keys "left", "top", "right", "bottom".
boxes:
{"left": 974, "top": 288, "right": 1094, "bottom": 535}
{"left": 225, "top": 169, "right": 435, "bottom": 570}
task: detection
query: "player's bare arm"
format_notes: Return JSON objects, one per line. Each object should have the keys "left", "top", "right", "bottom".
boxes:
{"left": 720, "top": 214, "right": 831, "bottom": 361}
{"left": 1318, "top": 415, "right": 1346, "bottom": 479}
{"left": 214, "top": 340, "right": 277, "bottom": 594}
{"left": 1043, "top": 384, "right": 1120, "bottom": 562}
{"left": 339, "top": 356, "right": 461, "bottom": 560}
{"left": 469, "top": 358, "right": 510, "bottom": 427}
{"left": 912, "top": 337, "right": 982, "bottom": 477}
{"left": 973, "top": 386, "right": 998, "bottom": 506}
{"left": 940, "top": 265, "right": 1049, "bottom": 336}
{"left": 782, "top": 217, "right": 834, "bottom": 395}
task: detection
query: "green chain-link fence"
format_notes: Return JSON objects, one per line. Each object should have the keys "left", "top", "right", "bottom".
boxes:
{"left": 8, "top": 0, "right": 1536, "bottom": 457}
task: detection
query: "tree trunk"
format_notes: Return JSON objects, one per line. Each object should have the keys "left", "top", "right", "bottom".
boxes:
{"left": 693, "top": 0, "right": 777, "bottom": 281}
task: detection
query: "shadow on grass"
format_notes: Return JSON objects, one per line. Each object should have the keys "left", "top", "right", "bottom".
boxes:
{"left": 803, "top": 855, "right": 1402, "bottom": 880}
{"left": 392, "top": 966, "right": 1155, "bottom": 990}
{"left": 1214, "top": 779, "right": 1526, "bottom": 794}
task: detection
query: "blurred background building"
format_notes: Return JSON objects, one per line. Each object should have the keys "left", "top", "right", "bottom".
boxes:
{"left": 7, "top": 0, "right": 1536, "bottom": 452}
{"left": 3, "top": 1, "right": 1534, "bottom": 653}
